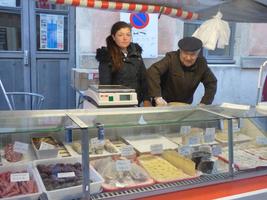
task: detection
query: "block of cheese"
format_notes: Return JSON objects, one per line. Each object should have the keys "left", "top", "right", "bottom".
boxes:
{"left": 138, "top": 155, "right": 190, "bottom": 183}
{"left": 162, "top": 150, "right": 196, "bottom": 176}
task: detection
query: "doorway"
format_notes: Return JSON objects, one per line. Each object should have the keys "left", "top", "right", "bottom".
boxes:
{"left": 0, "top": 0, "right": 75, "bottom": 110}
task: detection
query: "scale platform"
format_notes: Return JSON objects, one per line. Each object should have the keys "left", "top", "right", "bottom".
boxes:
{"left": 83, "top": 85, "right": 138, "bottom": 108}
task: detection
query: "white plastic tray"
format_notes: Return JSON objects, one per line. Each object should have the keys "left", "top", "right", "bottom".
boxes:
{"left": 0, "top": 163, "right": 42, "bottom": 200}
{"left": 33, "top": 157, "right": 103, "bottom": 200}
{"left": 64, "top": 140, "right": 120, "bottom": 158}
{"left": 123, "top": 135, "right": 178, "bottom": 153}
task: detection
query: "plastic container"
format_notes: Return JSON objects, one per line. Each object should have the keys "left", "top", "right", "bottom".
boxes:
{"left": 32, "top": 137, "right": 59, "bottom": 159}
{"left": 33, "top": 157, "right": 103, "bottom": 200}
{"left": 0, "top": 163, "right": 42, "bottom": 200}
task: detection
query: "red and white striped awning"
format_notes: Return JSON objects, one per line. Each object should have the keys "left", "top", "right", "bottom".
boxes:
{"left": 48, "top": 0, "right": 198, "bottom": 20}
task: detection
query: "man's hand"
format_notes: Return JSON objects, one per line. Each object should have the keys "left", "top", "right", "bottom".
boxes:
{"left": 155, "top": 97, "right": 168, "bottom": 106}
{"left": 143, "top": 100, "right": 152, "bottom": 107}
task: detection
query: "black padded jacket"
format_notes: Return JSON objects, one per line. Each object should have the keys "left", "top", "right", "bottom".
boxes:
{"left": 96, "top": 43, "right": 149, "bottom": 106}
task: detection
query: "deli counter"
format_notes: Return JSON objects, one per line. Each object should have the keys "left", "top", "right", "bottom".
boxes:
{"left": 0, "top": 105, "right": 267, "bottom": 200}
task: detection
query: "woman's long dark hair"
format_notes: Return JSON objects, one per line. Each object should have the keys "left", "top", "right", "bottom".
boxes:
{"left": 106, "top": 21, "right": 132, "bottom": 71}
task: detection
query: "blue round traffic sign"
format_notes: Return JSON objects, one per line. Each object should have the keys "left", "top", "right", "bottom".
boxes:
{"left": 130, "top": 13, "right": 149, "bottom": 29}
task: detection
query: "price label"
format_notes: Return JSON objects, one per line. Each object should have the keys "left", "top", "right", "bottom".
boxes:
{"left": 90, "top": 137, "right": 103, "bottom": 148}
{"left": 239, "top": 118, "right": 244, "bottom": 128}
{"left": 179, "top": 146, "right": 191, "bottom": 156}
{"left": 204, "top": 134, "right": 215, "bottom": 143}
{"left": 150, "top": 144, "right": 163, "bottom": 155}
{"left": 219, "top": 120, "right": 224, "bottom": 130}
{"left": 57, "top": 172, "right": 75, "bottom": 178}
{"left": 180, "top": 126, "right": 191, "bottom": 135}
{"left": 39, "top": 142, "right": 55, "bottom": 150}
{"left": 204, "top": 128, "right": 215, "bottom": 143}
{"left": 189, "top": 136, "right": 200, "bottom": 145}
{"left": 212, "top": 145, "right": 222, "bottom": 156}
{"left": 10, "top": 173, "right": 30, "bottom": 182}
{"left": 256, "top": 136, "right": 267, "bottom": 145}
{"left": 116, "top": 160, "right": 131, "bottom": 172}
{"left": 13, "top": 141, "right": 29, "bottom": 154}
{"left": 121, "top": 145, "right": 135, "bottom": 157}
{"left": 232, "top": 120, "right": 240, "bottom": 132}
{"left": 205, "top": 128, "right": 215, "bottom": 135}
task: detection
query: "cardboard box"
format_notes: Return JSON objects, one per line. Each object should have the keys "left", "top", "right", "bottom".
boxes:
{"left": 71, "top": 68, "right": 99, "bottom": 91}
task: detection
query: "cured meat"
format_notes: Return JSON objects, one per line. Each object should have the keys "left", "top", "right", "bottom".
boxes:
{"left": 4, "top": 144, "right": 23, "bottom": 162}
{"left": 0, "top": 171, "right": 38, "bottom": 198}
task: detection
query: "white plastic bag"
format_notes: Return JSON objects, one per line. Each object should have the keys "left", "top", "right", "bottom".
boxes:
{"left": 193, "top": 11, "right": 230, "bottom": 50}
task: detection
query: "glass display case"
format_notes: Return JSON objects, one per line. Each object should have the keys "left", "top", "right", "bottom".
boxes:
{"left": 0, "top": 105, "right": 267, "bottom": 200}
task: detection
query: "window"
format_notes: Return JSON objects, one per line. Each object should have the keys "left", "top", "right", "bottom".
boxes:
{"left": 0, "top": 6, "right": 21, "bottom": 51}
{"left": 184, "top": 21, "right": 235, "bottom": 64}
{"left": 35, "top": 0, "right": 69, "bottom": 52}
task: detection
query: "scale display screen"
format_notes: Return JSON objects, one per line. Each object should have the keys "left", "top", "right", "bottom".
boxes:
{"left": 120, "top": 94, "right": 131, "bottom": 101}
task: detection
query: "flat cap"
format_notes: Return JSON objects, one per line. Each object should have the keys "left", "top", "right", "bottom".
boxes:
{"left": 178, "top": 37, "right": 202, "bottom": 51}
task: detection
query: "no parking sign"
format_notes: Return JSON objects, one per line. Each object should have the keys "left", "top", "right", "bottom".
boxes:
{"left": 121, "top": 12, "right": 158, "bottom": 58}
{"left": 130, "top": 13, "right": 149, "bottom": 29}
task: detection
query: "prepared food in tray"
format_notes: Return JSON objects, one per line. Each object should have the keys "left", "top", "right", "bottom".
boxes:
{"left": 0, "top": 143, "right": 35, "bottom": 166}
{"left": 219, "top": 148, "right": 267, "bottom": 170}
{"left": 34, "top": 157, "right": 103, "bottom": 200}
{"left": 0, "top": 163, "right": 41, "bottom": 200}
{"left": 32, "top": 137, "right": 71, "bottom": 159}
{"left": 137, "top": 152, "right": 199, "bottom": 183}
{"left": 215, "top": 132, "right": 251, "bottom": 144}
{"left": 68, "top": 139, "right": 120, "bottom": 158}
{"left": 92, "top": 157, "right": 154, "bottom": 191}
{"left": 244, "top": 147, "right": 267, "bottom": 160}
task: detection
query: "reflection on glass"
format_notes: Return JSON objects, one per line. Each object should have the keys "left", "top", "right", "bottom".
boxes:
{"left": 0, "top": 12, "right": 21, "bottom": 51}
{"left": 35, "top": 0, "right": 68, "bottom": 10}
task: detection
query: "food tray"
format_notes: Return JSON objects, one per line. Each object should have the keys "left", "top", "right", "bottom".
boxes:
{"left": 0, "top": 163, "right": 42, "bottom": 200}
{"left": 0, "top": 143, "right": 35, "bottom": 166}
{"left": 122, "top": 135, "right": 177, "bottom": 154}
{"left": 244, "top": 147, "right": 267, "bottom": 160}
{"left": 65, "top": 140, "right": 121, "bottom": 158}
{"left": 137, "top": 154, "right": 198, "bottom": 183}
{"left": 215, "top": 133, "right": 252, "bottom": 144}
{"left": 32, "top": 137, "right": 59, "bottom": 159}
{"left": 91, "top": 157, "right": 154, "bottom": 191}
{"left": 33, "top": 157, "right": 103, "bottom": 200}
{"left": 166, "top": 134, "right": 218, "bottom": 147}
{"left": 218, "top": 149, "right": 267, "bottom": 170}
{"left": 32, "top": 137, "right": 71, "bottom": 159}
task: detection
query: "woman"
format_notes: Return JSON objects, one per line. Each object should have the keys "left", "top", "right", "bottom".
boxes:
{"left": 95, "top": 21, "right": 151, "bottom": 107}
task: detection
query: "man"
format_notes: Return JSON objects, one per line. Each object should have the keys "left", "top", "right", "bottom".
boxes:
{"left": 147, "top": 36, "right": 217, "bottom": 106}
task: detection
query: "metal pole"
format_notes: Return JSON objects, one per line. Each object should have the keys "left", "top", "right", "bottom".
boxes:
{"left": 227, "top": 119, "right": 234, "bottom": 176}
{"left": 0, "top": 79, "right": 13, "bottom": 110}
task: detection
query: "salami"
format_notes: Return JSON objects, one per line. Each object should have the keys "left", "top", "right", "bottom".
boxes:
{"left": 0, "top": 171, "right": 38, "bottom": 198}
{"left": 4, "top": 144, "right": 23, "bottom": 162}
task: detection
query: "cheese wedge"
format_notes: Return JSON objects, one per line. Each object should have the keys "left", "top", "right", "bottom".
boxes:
{"left": 162, "top": 150, "right": 196, "bottom": 176}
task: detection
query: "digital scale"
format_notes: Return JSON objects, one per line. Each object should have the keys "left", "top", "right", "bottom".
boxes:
{"left": 83, "top": 85, "right": 138, "bottom": 108}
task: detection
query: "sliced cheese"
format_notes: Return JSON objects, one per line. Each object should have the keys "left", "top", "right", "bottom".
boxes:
{"left": 138, "top": 155, "right": 189, "bottom": 182}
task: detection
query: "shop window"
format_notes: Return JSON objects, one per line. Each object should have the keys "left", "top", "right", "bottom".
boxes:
{"left": 184, "top": 21, "right": 235, "bottom": 64}
{"left": 0, "top": 12, "right": 21, "bottom": 51}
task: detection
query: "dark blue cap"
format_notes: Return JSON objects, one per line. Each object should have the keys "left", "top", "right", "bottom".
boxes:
{"left": 178, "top": 37, "right": 202, "bottom": 51}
